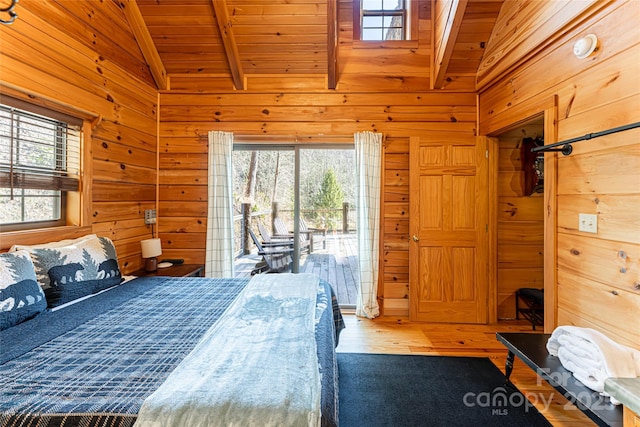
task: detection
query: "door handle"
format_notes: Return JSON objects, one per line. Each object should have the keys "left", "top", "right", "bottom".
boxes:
{"left": 412, "top": 235, "right": 419, "bottom": 242}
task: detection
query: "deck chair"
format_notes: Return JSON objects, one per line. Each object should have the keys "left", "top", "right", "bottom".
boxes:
{"left": 273, "top": 217, "right": 292, "bottom": 237}
{"left": 272, "top": 217, "right": 313, "bottom": 254}
{"left": 300, "top": 218, "right": 327, "bottom": 250}
{"left": 248, "top": 228, "right": 292, "bottom": 274}
{"left": 257, "top": 222, "right": 294, "bottom": 246}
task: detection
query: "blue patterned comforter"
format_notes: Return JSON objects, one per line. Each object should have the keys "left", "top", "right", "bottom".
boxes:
{"left": 0, "top": 276, "right": 344, "bottom": 427}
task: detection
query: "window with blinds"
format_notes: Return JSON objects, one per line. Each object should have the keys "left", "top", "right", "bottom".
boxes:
{"left": 0, "top": 97, "right": 82, "bottom": 229}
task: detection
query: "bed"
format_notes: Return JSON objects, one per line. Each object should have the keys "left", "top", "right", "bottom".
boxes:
{"left": 0, "top": 236, "right": 345, "bottom": 427}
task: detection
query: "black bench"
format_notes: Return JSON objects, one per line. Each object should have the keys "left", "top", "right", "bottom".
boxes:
{"left": 516, "top": 288, "right": 544, "bottom": 330}
{"left": 496, "top": 332, "right": 622, "bottom": 427}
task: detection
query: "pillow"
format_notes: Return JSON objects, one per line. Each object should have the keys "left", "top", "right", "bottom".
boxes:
{"left": 0, "top": 250, "right": 47, "bottom": 330}
{"left": 9, "top": 234, "right": 97, "bottom": 252}
{"left": 28, "top": 236, "right": 123, "bottom": 308}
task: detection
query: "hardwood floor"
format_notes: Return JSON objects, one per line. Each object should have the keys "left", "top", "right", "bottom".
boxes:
{"left": 336, "top": 315, "right": 595, "bottom": 426}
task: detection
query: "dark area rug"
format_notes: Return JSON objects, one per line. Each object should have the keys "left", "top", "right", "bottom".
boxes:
{"left": 338, "top": 353, "right": 552, "bottom": 427}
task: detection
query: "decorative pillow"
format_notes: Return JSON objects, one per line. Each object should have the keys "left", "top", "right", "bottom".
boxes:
{"left": 28, "top": 236, "right": 123, "bottom": 308}
{"left": 9, "top": 234, "right": 97, "bottom": 252}
{"left": 0, "top": 250, "right": 47, "bottom": 330}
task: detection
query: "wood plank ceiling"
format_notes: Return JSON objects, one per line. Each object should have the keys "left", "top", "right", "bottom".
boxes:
{"left": 126, "top": 0, "right": 503, "bottom": 91}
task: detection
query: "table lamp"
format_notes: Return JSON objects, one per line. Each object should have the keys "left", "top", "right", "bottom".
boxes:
{"left": 141, "top": 238, "right": 162, "bottom": 272}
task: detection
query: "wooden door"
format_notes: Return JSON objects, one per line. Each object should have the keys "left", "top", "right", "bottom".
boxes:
{"left": 409, "top": 135, "right": 489, "bottom": 323}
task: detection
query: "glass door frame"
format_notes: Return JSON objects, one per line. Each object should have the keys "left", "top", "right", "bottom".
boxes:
{"left": 233, "top": 142, "right": 354, "bottom": 273}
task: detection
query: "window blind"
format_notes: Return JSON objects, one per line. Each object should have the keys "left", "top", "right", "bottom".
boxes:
{"left": 0, "top": 99, "right": 81, "bottom": 194}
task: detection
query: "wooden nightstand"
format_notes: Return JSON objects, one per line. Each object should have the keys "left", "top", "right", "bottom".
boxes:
{"left": 131, "top": 264, "right": 204, "bottom": 278}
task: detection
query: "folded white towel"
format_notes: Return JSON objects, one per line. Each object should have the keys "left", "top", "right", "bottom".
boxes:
{"left": 557, "top": 346, "right": 602, "bottom": 392}
{"left": 557, "top": 334, "right": 602, "bottom": 368}
{"left": 547, "top": 326, "right": 640, "bottom": 404}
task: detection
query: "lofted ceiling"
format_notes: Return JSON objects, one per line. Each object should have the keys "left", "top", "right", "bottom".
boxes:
{"left": 123, "top": 0, "right": 504, "bottom": 91}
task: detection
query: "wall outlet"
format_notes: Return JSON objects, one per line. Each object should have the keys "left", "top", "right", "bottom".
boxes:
{"left": 578, "top": 213, "right": 597, "bottom": 233}
{"left": 144, "top": 209, "right": 157, "bottom": 225}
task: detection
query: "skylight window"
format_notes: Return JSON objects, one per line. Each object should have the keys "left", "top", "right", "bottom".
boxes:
{"left": 360, "top": 0, "right": 408, "bottom": 41}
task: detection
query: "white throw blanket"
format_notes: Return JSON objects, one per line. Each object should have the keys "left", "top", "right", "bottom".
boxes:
{"left": 546, "top": 326, "right": 640, "bottom": 404}
{"left": 135, "top": 273, "right": 321, "bottom": 427}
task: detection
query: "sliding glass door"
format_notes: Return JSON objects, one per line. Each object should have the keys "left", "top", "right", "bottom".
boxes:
{"left": 299, "top": 148, "right": 357, "bottom": 308}
{"left": 233, "top": 144, "right": 357, "bottom": 309}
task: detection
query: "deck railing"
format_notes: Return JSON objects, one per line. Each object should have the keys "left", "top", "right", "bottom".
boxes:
{"left": 233, "top": 202, "right": 356, "bottom": 257}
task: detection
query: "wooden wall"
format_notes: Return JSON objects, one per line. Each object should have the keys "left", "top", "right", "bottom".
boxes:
{"left": 479, "top": 0, "right": 640, "bottom": 347}
{"left": 496, "top": 125, "right": 544, "bottom": 319}
{"left": 158, "top": 91, "right": 477, "bottom": 316}
{"left": 0, "top": 1, "right": 158, "bottom": 273}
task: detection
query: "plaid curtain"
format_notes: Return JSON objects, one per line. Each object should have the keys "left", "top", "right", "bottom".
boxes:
{"left": 354, "top": 131, "right": 382, "bottom": 318}
{"left": 205, "top": 131, "right": 235, "bottom": 277}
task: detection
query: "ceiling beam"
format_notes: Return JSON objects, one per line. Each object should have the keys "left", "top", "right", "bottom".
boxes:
{"left": 212, "top": 0, "right": 245, "bottom": 90}
{"left": 327, "top": 0, "right": 338, "bottom": 89}
{"left": 121, "top": 0, "right": 167, "bottom": 90}
{"left": 432, "top": 0, "right": 468, "bottom": 89}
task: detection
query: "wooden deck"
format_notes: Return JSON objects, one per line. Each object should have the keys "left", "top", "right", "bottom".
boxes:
{"left": 235, "top": 231, "right": 358, "bottom": 307}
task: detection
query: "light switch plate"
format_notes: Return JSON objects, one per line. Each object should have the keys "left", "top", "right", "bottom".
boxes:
{"left": 578, "top": 213, "right": 597, "bottom": 233}
{"left": 144, "top": 209, "right": 157, "bottom": 225}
